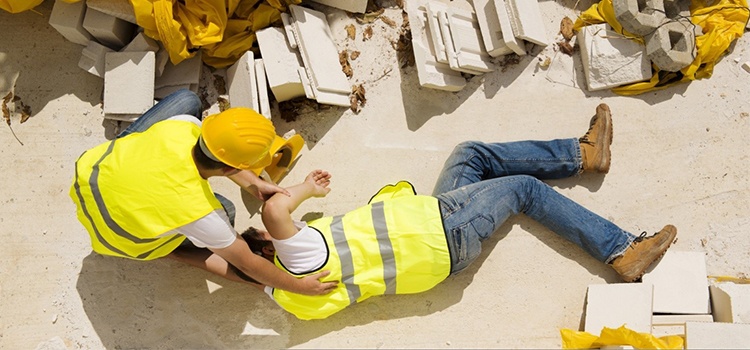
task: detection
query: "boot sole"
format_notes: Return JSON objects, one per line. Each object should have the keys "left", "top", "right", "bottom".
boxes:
{"left": 595, "top": 103, "right": 612, "bottom": 173}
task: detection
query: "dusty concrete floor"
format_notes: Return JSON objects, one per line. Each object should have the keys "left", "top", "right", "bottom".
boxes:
{"left": 1, "top": 0, "right": 749, "bottom": 348}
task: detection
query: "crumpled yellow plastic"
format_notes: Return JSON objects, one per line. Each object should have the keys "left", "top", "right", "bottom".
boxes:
{"left": 0, "top": 0, "right": 43, "bottom": 14}
{"left": 573, "top": 0, "right": 749, "bottom": 95}
{"left": 561, "top": 325, "right": 684, "bottom": 349}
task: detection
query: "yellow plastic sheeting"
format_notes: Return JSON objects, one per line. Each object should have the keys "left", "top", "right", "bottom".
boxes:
{"left": 573, "top": 0, "right": 749, "bottom": 95}
{"left": 561, "top": 326, "right": 684, "bottom": 349}
{"left": 130, "top": 0, "right": 301, "bottom": 68}
{"left": 0, "top": 0, "right": 43, "bottom": 14}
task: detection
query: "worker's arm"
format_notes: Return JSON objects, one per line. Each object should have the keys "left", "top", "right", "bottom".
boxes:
{"left": 262, "top": 170, "right": 331, "bottom": 240}
{"left": 228, "top": 169, "right": 290, "bottom": 201}
{"left": 209, "top": 237, "right": 337, "bottom": 295}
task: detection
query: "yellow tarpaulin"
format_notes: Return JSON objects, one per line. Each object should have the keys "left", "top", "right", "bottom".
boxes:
{"left": 561, "top": 325, "right": 684, "bottom": 349}
{"left": 0, "top": 0, "right": 43, "bottom": 14}
{"left": 574, "top": 0, "right": 749, "bottom": 95}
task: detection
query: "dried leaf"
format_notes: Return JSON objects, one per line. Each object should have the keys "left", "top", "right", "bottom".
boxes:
{"left": 345, "top": 24, "right": 356, "bottom": 40}
{"left": 2, "top": 92, "right": 12, "bottom": 126}
{"left": 213, "top": 74, "right": 227, "bottom": 95}
{"left": 350, "top": 51, "right": 361, "bottom": 60}
{"left": 19, "top": 100, "right": 31, "bottom": 123}
{"left": 379, "top": 15, "right": 396, "bottom": 27}
{"left": 217, "top": 96, "right": 230, "bottom": 112}
{"left": 363, "top": 26, "right": 373, "bottom": 41}
{"left": 558, "top": 41, "right": 574, "bottom": 56}
{"left": 339, "top": 50, "right": 353, "bottom": 78}
{"left": 350, "top": 84, "right": 366, "bottom": 113}
{"left": 560, "top": 17, "right": 574, "bottom": 41}
{"left": 355, "top": 8, "right": 385, "bottom": 24}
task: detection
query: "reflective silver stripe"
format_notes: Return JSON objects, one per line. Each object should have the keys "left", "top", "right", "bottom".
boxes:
{"left": 330, "top": 215, "right": 361, "bottom": 304}
{"left": 137, "top": 234, "right": 184, "bottom": 259}
{"left": 371, "top": 201, "right": 397, "bottom": 294}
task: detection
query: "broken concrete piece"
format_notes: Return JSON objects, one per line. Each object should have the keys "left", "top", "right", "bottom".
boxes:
{"left": 103, "top": 51, "right": 155, "bottom": 115}
{"left": 440, "top": 8, "right": 495, "bottom": 74}
{"left": 613, "top": 0, "right": 667, "bottom": 37}
{"left": 425, "top": 1, "right": 450, "bottom": 64}
{"left": 49, "top": 0, "right": 92, "bottom": 46}
{"left": 663, "top": 0, "right": 691, "bottom": 18}
{"left": 646, "top": 19, "right": 696, "bottom": 72}
{"left": 584, "top": 283, "right": 653, "bottom": 334}
{"left": 121, "top": 32, "right": 159, "bottom": 53}
{"left": 86, "top": 0, "right": 137, "bottom": 24}
{"left": 226, "top": 51, "right": 259, "bottom": 112}
{"left": 472, "top": 0, "right": 514, "bottom": 57}
{"left": 82, "top": 7, "right": 136, "bottom": 50}
{"left": 255, "top": 59, "right": 271, "bottom": 119}
{"left": 742, "top": 62, "right": 750, "bottom": 73}
{"left": 577, "top": 23, "right": 652, "bottom": 91}
{"left": 651, "top": 314, "right": 713, "bottom": 337}
{"left": 685, "top": 321, "right": 750, "bottom": 349}
{"left": 505, "top": 0, "right": 548, "bottom": 47}
{"left": 155, "top": 52, "right": 202, "bottom": 89}
{"left": 710, "top": 282, "right": 750, "bottom": 323}
{"left": 79, "top": 40, "right": 114, "bottom": 78}
{"left": 154, "top": 84, "right": 195, "bottom": 100}
{"left": 309, "top": 0, "right": 368, "bottom": 14}
{"left": 492, "top": 0, "right": 526, "bottom": 55}
{"left": 256, "top": 27, "right": 305, "bottom": 102}
{"left": 642, "top": 250, "right": 710, "bottom": 314}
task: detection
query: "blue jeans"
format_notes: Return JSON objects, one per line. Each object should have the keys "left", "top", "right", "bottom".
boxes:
{"left": 116, "top": 89, "right": 236, "bottom": 226}
{"left": 433, "top": 140, "right": 636, "bottom": 274}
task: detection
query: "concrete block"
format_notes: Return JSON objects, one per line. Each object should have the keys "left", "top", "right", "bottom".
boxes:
{"left": 103, "top": 51, "right": 155, "bottom": 115}
{"left": 309, "top": 0, "right": 368, "bottom": 14}
{"left": 663, "top": 0, "right": 691, "bottom": 18}
{"left": 226, "top": 51, "right": 259, "bottom": 111}
{"left": 646, "top": 19, "right": 696, "bottom": 72}
{"left": 472, "top": 0, "right": 513, "bottom": 57}
{"left": 280, "top": 13, "right": 298, "bottom": 49}
{"left": 155, "top": 42, "right": 169, "bottom": 77}
{"left": 436, "top": 10, "right": 487, "bottom": 74}
{"left": 584, "top": 283, "right": 653, "bottom": 334}
{"left": 79, "top": 40, "right": 114, "bottom": 77}
{"left": 256, "top": 27, "right": 305, "bottom": 102}
{"left": 651, "top": 314, "right": 714, "bottom": 337}
{"left": 710, "top": 282, "right": 750, "bottom": 323}
{"left": 577, "top": 23, "right": 652, "bottom": 91}
{"left": 121, "top": 32, "right": 159, "bottom": 53}
{"left": 642, "top": 251, "right": 710, "bottom": 314}
{"left": 255, "top": 59, "right": 272, "bottom": 119}
{"left": 613, "top": 0, "right": 667, "bottom": 37}
{"left": 685, "top": 322, "right": 750, "bottom": 349}
{"left": 441, "top": 8, "right": 495, "bottom": 73}
{"left": 82, "top": 7, "right": 136, "bottom": 50}
{"left": 154, "top": 84, "right": 195, "bottom": 100}
{"left": 49, "top": 0, "right": 92, "bottom": 46}
{"left": 155, "top": 52, "right": 202, "bottom": 89}
{"left": 298, "top": 67, "right": 315, "bottom": 99}
{"left": 426, "top": 1, "right": 450, "bottom": 63}
{"left": 86, "top": 0, "right": 137, "bottom": 24}
{"left": 492, "top": 0, "right": 526, "bottom": 55}
{"left": 505, "top": 0, "right": 548, "bottom": 47}
{"left": 404, "top": 0, "right": 466, "bottom": 91}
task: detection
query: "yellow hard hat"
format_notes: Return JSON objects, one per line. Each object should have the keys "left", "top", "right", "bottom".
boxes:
{"left": 199, "top": 108, "right": 276, "bottom": 169}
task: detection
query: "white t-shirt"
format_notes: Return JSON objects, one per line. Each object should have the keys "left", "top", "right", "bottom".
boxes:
{"left": 264, "top": 221, "right": 328, "bottom": 297}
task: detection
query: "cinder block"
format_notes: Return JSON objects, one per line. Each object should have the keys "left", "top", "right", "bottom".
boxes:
{"left": 685, "top": 321, "right": 750, "bottom": 349}
{"left": 472, "top": 0, "right": 513, "bottom": 57}
{"left": 584, "top": 283, "right": 653, "bottom": 334}
{"left": 256, "top": 27, "right": 305, "bottom": 102}
{"left": 651, "top": 314, "right": 713, "bottom": 337}
{"left": 577, "top": 23, "right": 652, "bottom": 91}
{"left": 710, "top": 282, "right": 750, "bottom": 323}
{"left": 226, "top": 51, "right": 259, "bottom": 111}
{"left": 154, "top": 84, "right": 196, "bottom": 100}
{"left": 86, "top": 0, "right": 137, "bottom": 24}
{"left": 439, "top": 8, "right": 495, "bottom": 73}
{"left": 103, "top": 51, "right": 155, "bottom": 115}
{"left": 492, "top": 0, "right": 525, "bottom": 55}
{"left": 642, "top": 251, "right": 710, "bottom": 314}
{"left": 79, "top": 40, "right": 114, "bottom": 77}
{"left": 505, "top": 0, "right": 548, "bottom": 47}
{"left": 255, "top": 59, "right": 272, "bottom": 119}
{"left": 155, "top": 52, "right": 202, "bottom": 89}
{"left": 82, "top": 7, "right": 136, "bottom": 50}
{"left": 613, "top": 0, "right": 667, "bottom": 37}
{"left": 645, "top": 19, "right": 696, "bottom": 72}
{"left": 49, "top": 0, "right": 92, "bottom": 46}
{"left": 309, "top": 0, "right": 367, "bottom": 14}
{"left": 663, "top": 0, "right": 691, "bottom": 18}
{"left": 121, "top": 32, "right": 159, "bottom": 53}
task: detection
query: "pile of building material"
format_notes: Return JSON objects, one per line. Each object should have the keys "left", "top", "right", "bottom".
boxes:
{"left": 582, "top": 250, "right": 750, "bottom": 348}
{"left": 404, "top": 0, "right": 548, "bottom": 92}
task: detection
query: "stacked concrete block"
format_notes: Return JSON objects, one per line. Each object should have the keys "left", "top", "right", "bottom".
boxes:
{"left": 685, "top": 322, "right": 750, "bottom": 348}
{"left": 155, "top": 52, "right": 201, "bottom": 98}
{"left": 226, "top": 51, "right": 259, "bottom": 112}
{"left": 577, "top": 23, "right": 652, "bottom": 91}
{"left": 472, "top": 0, "right": 513, "bottom": 57}
{"left": 79, "top": 40, "right": 114, "bottom": 78}
{"left": 642, "top": 251, "right": 711, "bottom": 314}
{"left": 256, "top": 27, "right": 306, "bottom": 102}
{"left": 86, "top": 0, "right": 137, "bottom": 24}
{"left": 710, "top": 282, "right": 750, "bottom": 323}
{"left": 103, "top": 51, "right": 155, "bottom": 121}
{"left": 651, "top": 314, "right": 714, "bottom": 337}
{"left": 584, "top": 283, "right": 654, "bottom": 334}
{"left": 613, "top": 0, "right": 667, "bottom": 37}
{"left": 255, "top": 59, "right": 272, "bottom": 119}
{"left": 49, "top": 0, "right": 92, "bottom": 46}
{"left": 505, "top": 0, "right": 548, "bottom": 47}
{"left": 404, "top": 0, "right": 466, "bottom": 91}
{"left": 121, "top": 32, "right": 168, "bottom": 77}
{"left": 663, "top": 0, "right": 691, "bottom": 19}
{"left": 82, "top": 7, "right": 136, "bottom": 50}
{"left": 645, "top": 20, "right": 696, "bottom": 72}
{"left": 426, "top": 1, "right": 450, "bottom": 64}
{"left": 309, "top": 0, "right": 368, "bottom": 14}
{"left": 438, "top": 8, "right": 496, "bottom": 74}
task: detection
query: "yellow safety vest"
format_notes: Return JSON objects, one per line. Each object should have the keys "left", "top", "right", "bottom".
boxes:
{"left": 272, "top": 181, "right": 451, "bottom": 320}
{"left": 70, "top": 120, "right": 223, "bottom": 260}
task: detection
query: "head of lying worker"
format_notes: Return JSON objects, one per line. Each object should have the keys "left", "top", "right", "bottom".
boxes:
{"left": 240, "top": 226, "right": 276, "bottom": 262}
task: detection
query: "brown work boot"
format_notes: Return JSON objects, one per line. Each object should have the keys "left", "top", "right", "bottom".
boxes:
{"left": 579, "top": 103, "right": 613, "bottom": 173}
{"left": 611, "top": 225, "right": 678, "bottom": 282}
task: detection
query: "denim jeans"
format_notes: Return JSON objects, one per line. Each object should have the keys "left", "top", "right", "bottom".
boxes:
{"left": 116, "top": 89, "right": 236, "bottom": 226}
{"left": 433, "top": 140, "right": 636, "bottom": 274}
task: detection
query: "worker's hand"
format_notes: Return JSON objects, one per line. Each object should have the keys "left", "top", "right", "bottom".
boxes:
{"left": 304, "top": 170, "right": 331, "bottom": 198}
{"left": 298, "top": 270, "right": 338, "bottom": 295}
{"left": 252, "top": 180, "right": 291, "bottom": 201}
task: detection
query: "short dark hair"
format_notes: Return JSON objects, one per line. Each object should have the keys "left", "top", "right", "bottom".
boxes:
{"left": 192, "top": 139, "right": 228, "bottom": 170}
{"left": 241, "top": 226, "right": 271, "bottom": 256}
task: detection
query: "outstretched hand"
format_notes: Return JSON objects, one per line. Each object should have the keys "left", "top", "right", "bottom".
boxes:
{"left": 298, "top": 270, "right": 339, "bottom": 295}
{"left": 251, "top": 180, "right": 292, "bottom": 202}
{"left": 305, "top": 169, "right": 331, "bottom": 198}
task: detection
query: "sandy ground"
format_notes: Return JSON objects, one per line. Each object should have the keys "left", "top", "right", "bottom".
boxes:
{"left": 2, "top": 0, "right": 750, "bottom": 348}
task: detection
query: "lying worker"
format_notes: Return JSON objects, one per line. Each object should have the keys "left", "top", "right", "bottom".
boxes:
{"left": 238, "top": 103, "right": 677, "bottom": 320}
{"left": 70, "top": 89, "right": 337, "bottom": 296}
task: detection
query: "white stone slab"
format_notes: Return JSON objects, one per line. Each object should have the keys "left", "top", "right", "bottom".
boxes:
{"left": 472, "top": 0, "right": 514, "bottom": 57}
{"left": 103, "top": 51, "right": 155, "bottom": 115}
{"left": 82, "top": 7, "right": 136, "bottom": 50}
{"left": 154, "top": 84, "right": 194, "bottom": 100}
{"left": 685, "top": 322, "right": 750, "bottom": 349}
{"left": 492, "top": 0, "right": 525, "bottom": 55}
{"left": 155, "top": 52, "right": 202, "bottom": 89}
{"left": 425, "top": 1, "right": 450, "bottom": 63}
{"left": 255, "top": 59, "right": 272, "bottom": 119}
{"left": 298, "top": 67, "right": 315, "bottom": 99}
{"left": 86, "top": 0, "right": 137, "bottom": 24}
{"left": 256, "top": 27, "right": 305, "bottom": 102}
{"left": 405, "top": 0, "right": 466, "bottom": 91}
{"left": 584, "top": 283, "right": 653, "bottom": 334}
{"left": 652, "top": 324, "right": 686, "bottom": 337}
{"left": 280, "top": 13, "right": 298, "bottom": 49}
{"left": 577, "top": 23, "right": 652, "bottom": 92}
{"left": 309, "top": 0, "right": 368, "bottom": 14}
{"left": 710, "top": 282, "right": 750, "bottom": 323}
{"left": 642, "top": 250, "right": 710, "bottom": 314}
{"left": 49, "top": 0, "right": 92, "bottom": 46}
{"left": 653, "top": 314, "right": 714, "bottom": 325}
{"left": 225, "top": 51, "right": 259, "bottom": 111}
{"left": 445, "top": 8, "right": 495, "bottom": 72}
{"left": 79, "top": 40, "right": 114, "bottom": 78}
{"left": 505, "top": 0, "right": 548, "bottom": 47}
{"left": 437, "top": 11, "right": 486, "bottom": 75}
